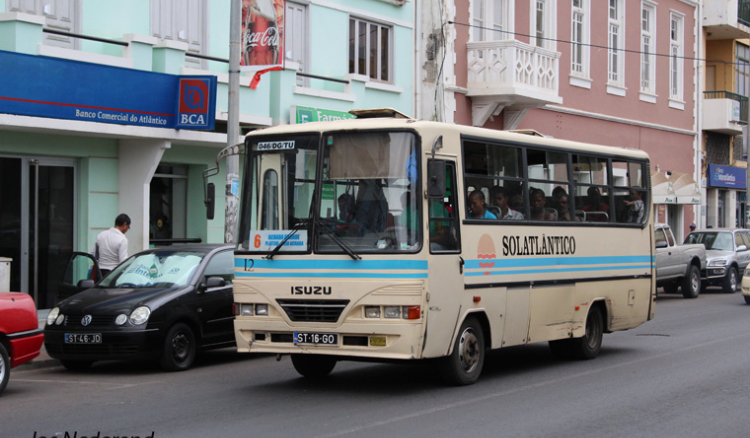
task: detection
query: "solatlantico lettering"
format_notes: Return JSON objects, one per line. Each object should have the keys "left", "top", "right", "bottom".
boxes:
{"left": 502, "top": 235, "right": 576, "bottom": 256}
{"left": 291, "top": 286, "right": 332, "bottom": 295}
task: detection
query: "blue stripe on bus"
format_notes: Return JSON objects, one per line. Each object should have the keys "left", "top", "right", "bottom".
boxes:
{"left": 464, "top": 255, "right": 653, "bottom": 270}
{"left": 234, "top": 259, "right": 428, "bottom": 271}
{"left": 235, "top": 272, "right": 429, "bottom": 279}
{"left": 464, "top": 264, "right": 654, "bottom": 277}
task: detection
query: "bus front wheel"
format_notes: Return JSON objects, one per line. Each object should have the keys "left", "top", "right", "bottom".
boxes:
{"left": 291, "top": 354, "right": 337, "bottom": 378}
{"left": 438, "top": 316, "right": 485, "bottom": 386}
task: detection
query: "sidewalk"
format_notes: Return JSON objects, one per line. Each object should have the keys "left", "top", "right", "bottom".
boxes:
{"left": 16, "top": 309, "right": 60, "bottom": 370}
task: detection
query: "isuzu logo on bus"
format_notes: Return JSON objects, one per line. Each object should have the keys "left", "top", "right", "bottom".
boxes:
{"left": 291, "top": 286, "right": 332, "bottom": 295}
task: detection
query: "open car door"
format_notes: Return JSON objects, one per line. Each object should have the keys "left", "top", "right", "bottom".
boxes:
{"left": 57, "top": 252, "right": 101, "bottom": 301}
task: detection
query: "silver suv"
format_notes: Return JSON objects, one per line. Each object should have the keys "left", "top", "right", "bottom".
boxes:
{"left": 683, "top": 229, "right": 750, "bottom": 293}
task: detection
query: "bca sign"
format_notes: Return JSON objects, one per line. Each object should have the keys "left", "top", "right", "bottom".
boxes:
{"left": 175, "top": 76, "right": 217, "bottom": 130}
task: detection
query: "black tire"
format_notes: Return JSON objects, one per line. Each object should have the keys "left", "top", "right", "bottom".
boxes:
{"left": 160, "top": 323, "right": 196, "bottom": 371}
{"left": 722, "top": 267, "right": 738, "bottom": 294}
{"left": 438, "top": 316, "right": 485, "bottom": 385}
{"left": 570, "top": 306, "right": 604, "bottom": 360}
{"left": 61, "top": 359, "right": 94, "bottom": 371}
{"left": 662, "top": 282, "right": 679, "bottom": 294}
{"left": 290, "top": 354, "right": 337, "bottom": 378}
{"left": 0, "top": 343, "right": 9, "bottom": 395}
{"left": 682, "top": 265, "right": 701, "bottom": 299}
{"left": 744, "top": 295, "right": 750, "bottom": 305}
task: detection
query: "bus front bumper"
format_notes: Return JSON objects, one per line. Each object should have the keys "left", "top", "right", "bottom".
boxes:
{"left": 234, "top": 318, "right": 425, "bottom": 360}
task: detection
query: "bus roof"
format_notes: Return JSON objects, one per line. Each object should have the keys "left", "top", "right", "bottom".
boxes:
{"left": 246, "top": 117, "right": 650, "bottom": 161}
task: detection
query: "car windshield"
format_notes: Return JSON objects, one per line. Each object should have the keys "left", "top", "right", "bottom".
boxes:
{"left": 684, "top": 232, "right": 734, "bottom": 251}
{"left": 98, "top": 251, "right": 205, "bottom": 288}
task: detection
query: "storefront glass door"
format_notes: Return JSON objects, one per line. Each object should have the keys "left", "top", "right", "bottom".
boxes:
{"left": 0, "top": 157, "right": 76, "bottom": 308}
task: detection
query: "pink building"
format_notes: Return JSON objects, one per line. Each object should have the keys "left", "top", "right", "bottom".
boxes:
{"left": 417, "top": 0, "right": 700, "bottom": 237}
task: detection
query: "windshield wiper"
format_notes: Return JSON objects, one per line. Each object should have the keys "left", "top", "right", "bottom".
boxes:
{"left": 315, "top": 218, "right": 361, "bottom": 261}
{"left": 265, "top": 220, "right": 309, "bottom": 260}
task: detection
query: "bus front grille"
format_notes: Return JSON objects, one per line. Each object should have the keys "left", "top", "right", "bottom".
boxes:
{"left": 276, "top": 299, "right": 350, "bottom": 322}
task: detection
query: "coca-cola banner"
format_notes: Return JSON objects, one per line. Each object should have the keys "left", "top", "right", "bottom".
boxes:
{"left": 241, "top": 0, "right": 285, "bottom": 70}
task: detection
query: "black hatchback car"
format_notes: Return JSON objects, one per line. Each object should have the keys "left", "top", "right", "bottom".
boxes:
{"left": 44, "top": 244, "right": 236, "bottom": 371}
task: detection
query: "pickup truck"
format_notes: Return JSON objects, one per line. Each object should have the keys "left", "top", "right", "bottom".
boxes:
{"left": 655, "top": 223, "right": 707, "bottom": 298}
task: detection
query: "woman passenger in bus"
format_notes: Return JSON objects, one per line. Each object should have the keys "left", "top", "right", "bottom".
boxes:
{"left": 467, "top": 190, "right": 497, "bottom": 220}
{"left": 556, "top": 194, "right": 578, "bottom": 221}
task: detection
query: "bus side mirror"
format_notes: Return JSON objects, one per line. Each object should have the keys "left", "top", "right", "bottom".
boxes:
{"left": 427, "top": 159, "right": 446, "bottom": 199}
{"left": 205, "top": 182, "right": 215, "bottom": 220}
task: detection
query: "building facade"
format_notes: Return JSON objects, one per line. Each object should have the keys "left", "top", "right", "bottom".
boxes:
{"left": 0, "top": 0, "right": 415, "bottom": 308}
{"left": 418, "top": 0, "right": 701, "bottom": 240}
{"left": 701, "top": 0, "right": 750, "bottom": 229}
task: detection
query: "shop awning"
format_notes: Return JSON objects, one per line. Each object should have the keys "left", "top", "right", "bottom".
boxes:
{"left": 651, "top": 171, "right": 702, "bottom": 205}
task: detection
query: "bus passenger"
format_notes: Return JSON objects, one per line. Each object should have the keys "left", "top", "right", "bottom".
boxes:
{"left": 467, "top": 190, "right": 497, "bottom": 220}
{"left": 530, "top": 188, "right": 556, "bottom": 221}
{"left": 624, "top": 190, "right": 645, "bottom": 223}
{"left": 556, "top": 194, "right": 577, "bottom": 221}
{"left": 490, "top": 186, "right": 523, "bottom": 220}
{"left": 582, "top": 187, "right": 610, "bottom": 222}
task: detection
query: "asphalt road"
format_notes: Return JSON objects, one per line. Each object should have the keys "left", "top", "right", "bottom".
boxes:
{"left": 5, "top": 288, "right": 750, "bottom": 438}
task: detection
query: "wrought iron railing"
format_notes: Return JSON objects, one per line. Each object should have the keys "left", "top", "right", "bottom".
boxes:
{"left": 704, "top": 91, "right": 749, "bottom": 125}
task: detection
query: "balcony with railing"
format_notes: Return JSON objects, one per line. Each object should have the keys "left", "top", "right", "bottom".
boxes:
{"left": 703, "top": 90, "right": 748, "bottom": 135}
{"left": 466, "top": 39, "right": 561, "bottom": 127}
{"left": 704, "top": 0, "right": 750, "bottom": 40}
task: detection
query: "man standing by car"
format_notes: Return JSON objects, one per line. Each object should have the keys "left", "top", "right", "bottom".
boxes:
{"left": 92, "top": 213, "right": 131, "bottom": 277}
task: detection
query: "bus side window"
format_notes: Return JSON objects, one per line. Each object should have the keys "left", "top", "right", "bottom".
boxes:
{"left": 430, "top": 163, "right": 460, "bottom": 253}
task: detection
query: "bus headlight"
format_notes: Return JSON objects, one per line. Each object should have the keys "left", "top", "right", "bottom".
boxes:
{"left": 384, "top": 306, "right": 401, "bottom": 318}
{"left": 365, "top": 306, "right": 381, "bottom": 318}
{"left": 255, "top": 304, "right": 269, "bottom": 316}
{"left": 235, "top": 303, "right": 253, "bottom": 316}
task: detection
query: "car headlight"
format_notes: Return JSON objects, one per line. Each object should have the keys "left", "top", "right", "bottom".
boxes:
{"left": 129, "top": 306, "right": 151, "bottom": 325}
{"left": 708, "top": 259, "right": 727, "bottom": 267}
{"left": 115, "top": 314, "right": 129, "bottom": 326}
{"left": 46, "top": 307, "right": 60, "bottom": 326}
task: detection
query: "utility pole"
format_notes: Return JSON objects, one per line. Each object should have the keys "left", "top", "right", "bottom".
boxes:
{"left": 225, "top": 0, "right": 241, "bottom": 243}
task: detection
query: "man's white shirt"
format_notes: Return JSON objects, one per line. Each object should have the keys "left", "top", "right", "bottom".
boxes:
{"left": 91, "top": 227, "right": 128, "bottom": 270}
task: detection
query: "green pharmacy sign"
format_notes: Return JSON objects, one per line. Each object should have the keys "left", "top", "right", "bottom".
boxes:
{"left": 293, "top": 106, "right": 356, "bottom": 124}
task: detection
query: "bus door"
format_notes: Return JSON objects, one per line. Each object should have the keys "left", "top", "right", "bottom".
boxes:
{"left": 423, "top": 161, "right": 464, "bottom": 357}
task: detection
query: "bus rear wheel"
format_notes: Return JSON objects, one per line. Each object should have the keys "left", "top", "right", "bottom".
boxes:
{"left": 438, "top": 316, "right": 485, "bottom": 386}
{"left": 291, "top": 354, "right": 337, "bottom": 379}
{"left": 570, "top": 306, "right": 604, "bottom": 360}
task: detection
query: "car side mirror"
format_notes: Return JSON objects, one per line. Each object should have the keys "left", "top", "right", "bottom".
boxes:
{"left": 737, "top": 245, "right": 747, "bottom": 252}
{"left": 77, "top": 279, "right": 95, "bottom": 289}
{"left": 200, "top": 276, "right": 226, "bottom": 293}
{"left": 655, "top": 241, "right": 668, "bottom": 249}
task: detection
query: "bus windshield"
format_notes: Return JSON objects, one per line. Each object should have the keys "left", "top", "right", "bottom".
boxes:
{"left": 238, "top": 130, "right": 421, "bottom": 254}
